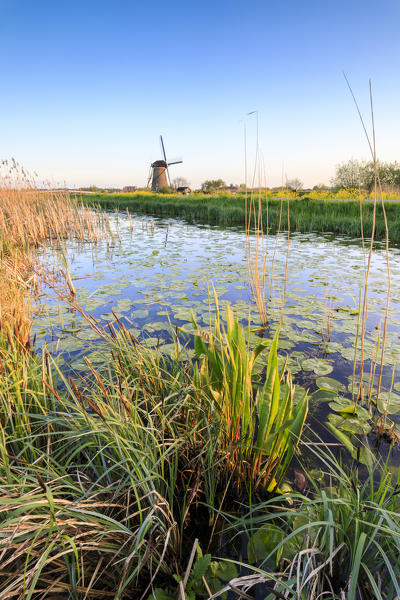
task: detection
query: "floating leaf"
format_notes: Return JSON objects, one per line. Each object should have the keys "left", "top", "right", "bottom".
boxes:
{"left": 316, "top": 377, "right": 346, "bottom": 393}
{"left": 302, "top": 357, "right": 333, "bottom": 376}
{"left": 132, "top": 309, "right": 149, "bottom": 319}
{"left": 247, "top": 524, "right": 285, "bottom": 566}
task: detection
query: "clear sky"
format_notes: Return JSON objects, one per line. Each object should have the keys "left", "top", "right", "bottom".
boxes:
{"left": 1, "top": 0, "right": 399, "bottom": 188}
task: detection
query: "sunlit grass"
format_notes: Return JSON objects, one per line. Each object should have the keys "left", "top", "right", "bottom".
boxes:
{"left": 82, "top": 192, "right": 400, "bottom": 243}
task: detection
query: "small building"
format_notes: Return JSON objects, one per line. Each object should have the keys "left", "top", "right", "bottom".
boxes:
{"left": 123, "top": 186, "right": 137, "bottom": 192}
{"left": 177, "top": 186, "right": 191, "bottom": 195}
{"left": 225, "top": 185, "right": 238, "bottom": 194}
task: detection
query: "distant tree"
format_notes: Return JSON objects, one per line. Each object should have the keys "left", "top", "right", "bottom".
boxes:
{"left": 201, "top": 179, "right": 226, "bottom": 193}
{"left": 172, "top": 177, "right": 190, "bottom": 189}
{"left": 313, "top": 183, "right": 329, "bottom": 191}
{"left": 331, "top": 159, "right": 364, "bottom": 189}
{"left": 362, "top": 160, "right": 400, "bottom": 192}
{"left": 332, "top": 159, "right": 400, "bottom": 192}
{"left": 392, "top": 163, "right": 400, "bottom": 187}
{"left": 286, "top": 178, "right": 303, "bottom": 193}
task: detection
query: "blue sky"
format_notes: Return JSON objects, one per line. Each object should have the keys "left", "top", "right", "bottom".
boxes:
{"left": 1, "top": 0, "right": 399, "bottom": 188}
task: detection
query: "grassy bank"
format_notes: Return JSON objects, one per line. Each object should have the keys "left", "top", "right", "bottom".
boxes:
{"left": 2, "top": 316, "right": 400, "bottom": 598}
{"left": 82, "top": 192, "right": 400, "bottom": 243}
{"left": 2, "top": 179, "right": 400, "bottom": 597}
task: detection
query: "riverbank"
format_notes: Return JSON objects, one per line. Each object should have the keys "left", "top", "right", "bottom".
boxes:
{"left": 2, "top": 185, "right": 400, "bottom": 597}
{"left": 81, "top": 192, "right": 400, "bottom": 243}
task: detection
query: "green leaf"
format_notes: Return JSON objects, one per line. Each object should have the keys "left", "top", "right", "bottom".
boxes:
{"left": 348, "top": 533, "right": 366, "bottom": 600}
{"left": 247, "top": 524, "right": 285, "bottom": 566}
{"left": 147, "top": 589, "right": 175, "bottom": 600}
{"left": 187, "top": 554, "right": 212, "bottom": 588}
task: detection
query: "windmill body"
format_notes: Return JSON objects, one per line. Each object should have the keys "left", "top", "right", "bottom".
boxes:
{"left": 150, "top": 160, "right": 169, "bottom": 190}
{"left": 148, "top": 136, "right": 182, "bottom": 191}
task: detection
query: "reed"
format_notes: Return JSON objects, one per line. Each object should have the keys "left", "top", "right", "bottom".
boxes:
{"left": 341, "top": 78, "right": 392, "bottom": 414}
{"left": 224, "top": 443, "right": 400, "bottom": 600}
{"left": 0, "top": 161, "right": 105, "bottom": 345}
{"left": 0, "top": 296, "right": 308, "bottom": 597}
{"left": 82, "top": 192, "right": 400, "bottom": 244}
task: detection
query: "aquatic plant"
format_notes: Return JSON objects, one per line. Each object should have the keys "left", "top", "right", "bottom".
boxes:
{"left": 192, "top": 303, "right": 308, "bottom": 493}
{"left": 0, "top": 298, "right": 309, "bottom": 597}
{"left": 222, "top": 445, "right": 400, "bottom": 600}
{"left": 0, "top": 161, "right": 105, "bottom": 344}
{"left": 82, "top": 191, "right": 400, "bottom": 243}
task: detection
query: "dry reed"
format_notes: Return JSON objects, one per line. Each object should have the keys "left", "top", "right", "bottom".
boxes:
{"left": 0, "top": 160, "right": 104, "bottom": 347}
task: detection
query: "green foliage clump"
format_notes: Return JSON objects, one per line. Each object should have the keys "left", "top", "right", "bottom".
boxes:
{"left": 201, "top": 179, "right": 226, "bottom": 193}
{"left": 0, "top": 306, "right": 306, "bottom": 597}
{"left": 81, "top": 191, "right": 400, "bottom": 244}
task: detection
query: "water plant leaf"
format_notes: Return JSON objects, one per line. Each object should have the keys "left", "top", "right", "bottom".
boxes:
{"left": 316, "top": 377, "right": 346, "bottom": 393}
{"left": 132, "top": 309, "right": 149, "bottom": 319}
{"left": 301, "top": 357, "right": 333, "bottom": 376}
{"left": 328, "top": 413, "right": 371, "bottom": 435}
{"left": 247, "top": 524, "right": 284, "bottom": 566}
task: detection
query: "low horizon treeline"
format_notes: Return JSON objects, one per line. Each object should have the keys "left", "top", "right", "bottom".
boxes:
{"left": 75, "top": 158, "right": 400, "bottom": 197}
{"left": 331, "top": 159, "right": 400, "bottom": 192}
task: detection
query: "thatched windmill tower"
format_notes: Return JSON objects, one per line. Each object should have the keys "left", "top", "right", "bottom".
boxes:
{"left": 148, "top": 136, "right": 182, "bottom": 191}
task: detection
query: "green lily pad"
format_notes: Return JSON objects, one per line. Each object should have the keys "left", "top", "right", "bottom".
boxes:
{"left": 247, "top": 524, "right": 285, "bottom": 566}
{"left": 376, "top": 392, "right": 400, "bottom": 415}
{"left": 141, "top": 336, "right": 165, "bottom": 348}
{"left": 316, "top": 377, "right": 346, "bottom": 393}
{"left": 132, "top": 309, "right": 149, "bottom": 319}
{"left": 302, "top": 357, "right": 333, "bottom": 376}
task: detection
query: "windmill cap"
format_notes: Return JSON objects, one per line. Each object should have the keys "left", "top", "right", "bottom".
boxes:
{"left": 151, "top": 160, "right": 167, "bottom": 168}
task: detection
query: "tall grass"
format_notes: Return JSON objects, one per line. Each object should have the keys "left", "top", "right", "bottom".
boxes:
{"left": 223, "top": 444, "right": 400, "bottom": 600}
{"left": 0, "top": 302, "right": 306, "bottom": 597}
{"left": 192, "top": 303, "right": 308, "bottom": 494}
{"left": 0, "top": 162, "right": 104, "bottom": 346}
{"left": 82, "top": 192, "right": 400, "bottom": 243}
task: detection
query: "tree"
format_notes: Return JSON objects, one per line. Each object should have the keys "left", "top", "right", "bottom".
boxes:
{"left": 172, "top": 177, "right": 190, "bottom": 189}
{"left": 286, "top": 178, "right": 303, "bottom": 193}
{"left": 332, "top": 159, "right": 400, "bottom": 192}
{"left": 201, "top": 179, "right": 226, "bottom": 193}
{"left": 331, "top": 159, "right": 365, "bottom": 189}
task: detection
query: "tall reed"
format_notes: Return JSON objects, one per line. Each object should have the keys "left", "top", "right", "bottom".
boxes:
{"left": 0, "top": 161, "right": 104, "bottom": 346}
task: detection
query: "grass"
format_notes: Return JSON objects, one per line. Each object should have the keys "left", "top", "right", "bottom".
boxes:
{"left": 1, "top": 157, "right": 398, "bottom": 597}
{"left": 0, "top": 162, "right": 103, "bottom": 346}
{"left": 225, "top": 444, "right": 400, "bottom": 599}
{"left": 81, "top": 192, "right": 400, "bottom": 244}
{"left": 0, "top": 308, "right": 307, "bottom": 597}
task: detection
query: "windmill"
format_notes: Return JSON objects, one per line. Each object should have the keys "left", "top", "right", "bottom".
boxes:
{"left": 147, "top": 136, "right": 183, "bottom": 191}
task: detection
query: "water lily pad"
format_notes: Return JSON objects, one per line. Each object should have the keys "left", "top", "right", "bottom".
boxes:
{"left": 328, "top": 413, "right": 371, "bottom": 435}
{"left": 316, "top": 377, "right": 346, "bottom": 393}
{"left": 116, "top": 298, "right": 131, "bottom": 312}
{"left": 376, "top": 392, "right": 400, "bottom": 415}
{"left": 132, "top": 309, "right": 149, "bottom": 319}
{"left": 301, "top": 358, "right": 333, "bottom": 376}
{"left": 141, "top": 336, "right": 165, "bottom": 347}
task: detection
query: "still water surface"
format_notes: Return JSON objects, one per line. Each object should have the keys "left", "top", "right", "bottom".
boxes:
{"left": 33, "top": 213, "right": 400, "bottom": 458}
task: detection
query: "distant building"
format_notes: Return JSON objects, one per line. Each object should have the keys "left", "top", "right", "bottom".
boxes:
{"left": 177, "top": 186, "right": 191, "bottom": 195}
{"left": 225, "top": 185, "right": 238, "bottom": 194}
{"left": 123, "top": 186, "right": 137, "bottom": 192}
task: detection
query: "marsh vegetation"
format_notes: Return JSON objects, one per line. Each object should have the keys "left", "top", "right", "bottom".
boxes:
{"left": 1, "top": 141, "right": 400, "bottom": 599}
{"left": 82, "top": 191, "right": 400, "bottom": 244}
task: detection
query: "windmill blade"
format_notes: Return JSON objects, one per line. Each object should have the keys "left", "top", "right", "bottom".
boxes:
{"left": 166, "top": 165, "right": 172, "bottom": 188}
{"left": 146, "top": 166, "right": 152, "bottom": 188}
{"left": 160, "top": 135, "right": 167, "bottom": 163}
{"left": 167, "top": 160, "right": 183, "bottom": 166}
